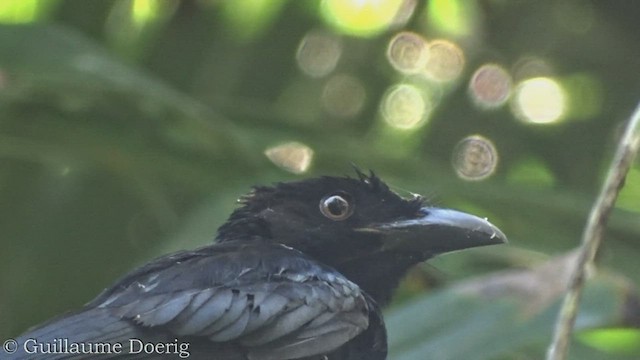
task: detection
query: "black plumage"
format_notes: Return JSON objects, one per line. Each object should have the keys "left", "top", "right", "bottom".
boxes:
{"left": 9, "top": 170, "right": 506, "bottom": 359}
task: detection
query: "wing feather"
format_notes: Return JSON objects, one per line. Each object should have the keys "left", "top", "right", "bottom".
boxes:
{"left": 200, "top": 290, "right": 248, "bottom": 335}
{"left": 209, "top": 306, "right": 252, "bottom": 341}
{"left": 17, "top": 241, "right": 373, "bottom": 359}
{"left": 134, "top": 291, "right": 196, "bottom": 326}
{"left": 243, "top": 292, "right": 290, "bottom": 334}
{"left": 170, "top": 288, "right": 234, "bottom": 335}
{"left": 238, "top": 301, "right": 326, "bottom": 345}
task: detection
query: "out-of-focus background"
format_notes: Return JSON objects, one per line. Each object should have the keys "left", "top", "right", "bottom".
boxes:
{"left": 1, "top": 0, "right": 639, "bottom": 358}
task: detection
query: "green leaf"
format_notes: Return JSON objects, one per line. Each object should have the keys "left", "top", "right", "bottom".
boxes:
{"left": 387, "top": 252, "right": 640, "bottom": 359}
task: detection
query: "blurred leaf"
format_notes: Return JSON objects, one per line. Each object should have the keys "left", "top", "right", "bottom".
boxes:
{"left": 0, "top": 0, "right": 58, "bottom": 24}
{"left": 0, "top": 24, "right": 249, "bottom": 159}
{"left": 387, "top": 251, "right": 640, "bottom": 359}
{"left": 578, "top": 328, "right": 640, "bottom": 355}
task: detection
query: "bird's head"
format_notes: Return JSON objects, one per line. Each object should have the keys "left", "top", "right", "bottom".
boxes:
{"left": 217, "top": 170, "right": 506, "bottom": 303}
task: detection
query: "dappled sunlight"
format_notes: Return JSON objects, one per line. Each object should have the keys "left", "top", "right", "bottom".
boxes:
{"left": 425, "top": 0, "right": 477, "bottom": 38}
{"left": 382, "top": 33, "right": 464, "bottom": 134}
{"left": 469, "top": 63, "right": 512, "bottom": 109}
{"left": 0, "top": 0, "right": 41, "bottom": 23}
{"left": 322, "top": 74, "right": 366, "bottom": 119}
{"left": 512, "top": 77, "right": 567, "bottom": 124}
{"left": 104, "top": 0, "right": 178, "bottom": 59}
{"left": 381, "top": 83, "right": 432, "bottom": 130}
{"left": 422, "top": 39, "right": 465, "bottom": 83}
{"left": 452, "top": 135, "right": 498, "bottom": 181}
{"left": 296, "top": 30, "right": 342, "bottom": 78}
{"left": 320, "top": 0, "right": 414, "bottom": 37}
{"left": 386, "top": 31, "right": 429, "bottom": 75}
{"left": 131, "top": 0, "right": 174, "bottom": 28}
{"left": 264, "top": 142, "right": 314, "bottom": 174}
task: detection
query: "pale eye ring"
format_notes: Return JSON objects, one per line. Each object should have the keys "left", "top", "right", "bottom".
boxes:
{"left": 319, "top": 193, "right": 354, "bottom": 221}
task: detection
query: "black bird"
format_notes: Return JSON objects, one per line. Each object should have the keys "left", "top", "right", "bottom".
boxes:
{"left": 9, "top": 171, "right": 506, "bottom": 359}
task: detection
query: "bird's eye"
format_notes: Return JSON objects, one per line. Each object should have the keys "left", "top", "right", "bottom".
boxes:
{"left": 319, "top": 193, "right": 354, "bottom": 221}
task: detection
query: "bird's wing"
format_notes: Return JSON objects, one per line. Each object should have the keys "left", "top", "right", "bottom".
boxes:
{"left": 43, "top": 241, "right": 369, "bottom": 360}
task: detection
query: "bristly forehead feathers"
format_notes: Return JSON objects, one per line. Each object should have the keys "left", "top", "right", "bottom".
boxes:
{"left": 215, "top": 170, "right": 424, "bottom": 242}
{"left": 240, "top": 169, "right": 420, "bottom": 211}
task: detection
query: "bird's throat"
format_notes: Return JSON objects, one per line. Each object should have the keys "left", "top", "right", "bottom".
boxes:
{"left": 335, "top": 253, "right": 419, "bottom": 306}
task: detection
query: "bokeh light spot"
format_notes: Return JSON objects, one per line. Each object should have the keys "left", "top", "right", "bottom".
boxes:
{"left": 469, "top": 63, "right": 512, "bottom": 109}
{"left": 0, "top": 0, "right": 40, "bottom": 23}
{"left": 296, "top": 30, "right": 342, "bottom": 78}
{"left": 322, "top": 74, "right": 366, "bottom": 118}
{"left": 265, "top": 142, "right": 314, "bottom": 174}
{"left": 381, "top": 84, "right": 431, "bottom": 130}
{"left": 132, "top": 0, "right": 159, "bottom": 27}
{"left": 427, "top": 0, "right": 474, "bottom": 37}
{"left": 387, "top": 31, "right": 429, "bottom": 74}
{"left": 452, "top": 135, "right": 498, "bottom": 181}
{"left": 423, "top": 40, "right": 465, "bottom": 82}
{"left": 512, "top": 77, "right": 567, "bottom": 124}
{"left": 320, "top": 0, "right": 407, "bottom": 37}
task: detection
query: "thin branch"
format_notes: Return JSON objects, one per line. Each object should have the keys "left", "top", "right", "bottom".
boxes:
{"left": 546, "top": 101, "right": 640, "bottom": 360}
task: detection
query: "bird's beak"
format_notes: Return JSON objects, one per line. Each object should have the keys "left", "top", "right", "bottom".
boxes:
{"left": 361, "top": 207, "right": 507, "bottom": 256}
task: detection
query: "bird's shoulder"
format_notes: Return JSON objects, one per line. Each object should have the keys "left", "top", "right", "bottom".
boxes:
{"left": 91, "top": 240, "right": 358, "bottom": 305}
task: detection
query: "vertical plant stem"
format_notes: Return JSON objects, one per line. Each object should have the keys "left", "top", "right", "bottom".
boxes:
{"left": 546, "top": 101, "right": 640, "bottom": 360}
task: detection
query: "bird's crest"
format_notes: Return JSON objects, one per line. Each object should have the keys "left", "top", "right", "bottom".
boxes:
{"left": 352, "top": 167, "right": 388, "bottom": 193}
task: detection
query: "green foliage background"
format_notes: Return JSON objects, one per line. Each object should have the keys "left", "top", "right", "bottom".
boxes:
{"left": 1, "top": 0, "right": 639, "bottom": 359}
